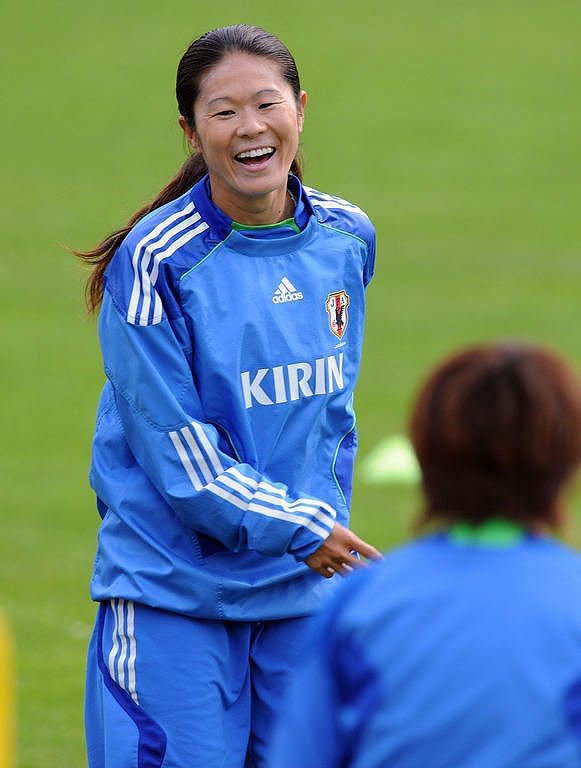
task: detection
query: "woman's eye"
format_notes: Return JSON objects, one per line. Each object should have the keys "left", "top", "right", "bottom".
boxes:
{"left": 258, "top": 102, "right": 276, "bottom": 110}
{"left": 214, "top": 110, "right": 235, "bottom": 117}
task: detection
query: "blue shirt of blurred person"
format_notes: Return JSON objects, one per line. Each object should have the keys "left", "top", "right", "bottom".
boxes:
{"left": 268, "top": 522, "right": 581, "bottom": 768}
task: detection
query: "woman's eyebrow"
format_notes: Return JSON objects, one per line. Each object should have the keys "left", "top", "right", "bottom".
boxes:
{"left": 207, "top": 88, "right": 282, "bottom": 107}
{"left": 255, "top": 88, "right": 282, "bottom": 97}
{"left": 207, "top": 96, "right": 234, "bottom": 107}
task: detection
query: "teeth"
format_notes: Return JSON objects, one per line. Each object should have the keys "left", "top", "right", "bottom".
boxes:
{"left": 236, "top": 147, "right": 275, "bottom": 159}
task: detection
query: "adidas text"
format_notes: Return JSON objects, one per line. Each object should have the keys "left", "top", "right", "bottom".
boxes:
{"left": 241, "top": 353, "right": 345, "bottom": 409}
{"left": 272, "top": 290, "right": 304, "bottom": 304}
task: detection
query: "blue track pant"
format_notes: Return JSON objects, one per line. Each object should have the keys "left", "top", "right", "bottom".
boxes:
{"left": 85, "top": 601, "right": 315, "bottom": 767}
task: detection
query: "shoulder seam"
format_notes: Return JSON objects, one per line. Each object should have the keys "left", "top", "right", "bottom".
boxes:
{"left": 318, "top": 222, "right": 369, "bottom": 251}
{"left": 179, "top": 231, "right": 235, "bottom": 283}
{"left": 304, "top": 186, "right": 366, "bottom": 213}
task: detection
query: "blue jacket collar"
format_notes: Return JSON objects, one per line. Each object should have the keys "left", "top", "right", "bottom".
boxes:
{"left": 189, "top": 174, "right": 313, "bottom": 242}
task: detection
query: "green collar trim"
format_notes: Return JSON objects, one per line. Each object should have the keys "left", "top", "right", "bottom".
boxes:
{"left": 231, "top": 217, "right": 301, "bottom": 233}
{"left": 449, "top": 519, "right": 525, "bottom": 547}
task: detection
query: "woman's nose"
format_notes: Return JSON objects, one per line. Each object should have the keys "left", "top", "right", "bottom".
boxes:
{"left": 236, "top": 110, "right": 267, "bottom": 138}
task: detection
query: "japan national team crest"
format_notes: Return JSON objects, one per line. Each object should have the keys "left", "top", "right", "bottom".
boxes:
{"left": 326, "top": 290, "right": 350, "bottom": 339}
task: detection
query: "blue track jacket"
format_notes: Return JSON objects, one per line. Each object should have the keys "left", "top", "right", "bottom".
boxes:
{"left": 89, "top": 174, "right": 375, "bottom": 620}
{"left": 269, "top": 532, "right": 581, "bottom": 767}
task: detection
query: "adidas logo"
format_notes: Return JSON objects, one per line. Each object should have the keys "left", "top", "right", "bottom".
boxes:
{"left": 272, "top": 277, "right": 304, "bottom": 304}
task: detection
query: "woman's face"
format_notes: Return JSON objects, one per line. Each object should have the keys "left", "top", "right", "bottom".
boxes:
{"left": 182, "top": 52, "right": 307, "bottom": 218}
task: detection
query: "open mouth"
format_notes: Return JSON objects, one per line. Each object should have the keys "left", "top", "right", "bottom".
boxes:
{"left": 234, "top": 146, "right": 276, "bottom": 166}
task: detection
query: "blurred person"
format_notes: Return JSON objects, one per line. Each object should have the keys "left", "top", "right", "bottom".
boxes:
{"left": 76, "top": 24, "right": 380, "bottom": 768}
{"left": 269, "top": 341, "right": 581, "bottom": 768}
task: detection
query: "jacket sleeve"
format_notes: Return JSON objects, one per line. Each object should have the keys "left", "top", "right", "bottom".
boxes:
{"left": 93, "top": 248, "right": 336, "bottom": 561}
{"left": 363, "top": 223, "right": 376, "bottom": 288}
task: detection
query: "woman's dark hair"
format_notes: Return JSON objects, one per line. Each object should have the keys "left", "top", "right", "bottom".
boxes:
{"left": 409, "top": 342, "right": 581, "bottom": 530}
{"left": 76, "top": 25, "right": 304, "bottom": 312}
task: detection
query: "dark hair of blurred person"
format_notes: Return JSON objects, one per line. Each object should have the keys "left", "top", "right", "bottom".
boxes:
{"left": 410, "top": 342, "right": 581, "bottom": 531}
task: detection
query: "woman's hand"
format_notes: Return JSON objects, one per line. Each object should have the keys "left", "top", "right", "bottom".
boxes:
{"left": 305, "top": 523, "right": 382, "bottom": 578}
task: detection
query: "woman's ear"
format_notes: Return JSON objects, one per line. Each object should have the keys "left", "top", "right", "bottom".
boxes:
{"left": 178, "top": 115, "right": 199, "bottom": 152}
{"left": 297, "top": 91, "right": 308, "bottom": 132}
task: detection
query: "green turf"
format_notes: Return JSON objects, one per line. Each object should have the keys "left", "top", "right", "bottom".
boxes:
{"left": 2, "top": 0, "right": 580, "bottom": 764}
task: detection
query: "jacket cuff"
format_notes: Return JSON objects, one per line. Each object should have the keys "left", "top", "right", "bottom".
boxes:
{"left": 288, "top": 524, "right": 332, "bottom": 561}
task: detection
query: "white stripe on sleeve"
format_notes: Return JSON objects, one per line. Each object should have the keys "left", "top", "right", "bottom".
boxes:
{"left": 191, "top": 422, "right": 224, "bottom": 475}
{"left": 149, "top": 222, "right": 209, "bottom": 325}
{"left": 169, "top": 430, "right": 336, "bottom": 541}
{"left": 214, "top": 474, "right": 255, "bottom": 501}
{"left": 169, "top": 431, "right": 203, "bottom": 491}
{"left": 127, "top": 202, "right": 195, "bottom": 324}
{"left": 247, "top": 501, "right": 331, "bottom": 539}
{"left": 139, "top": 212, "right": 202, "bottom": 324}
{"left": 253, "top": 491, "right": 335, "bottom": 532}
{"left": 259, "top": 481, "right": 337, "bottom": 520}
{"left": 227, "top": 467, "right": 259, "bottom": 491}
{"left": 180, "top": 426, "right": 214, "bottom": 484}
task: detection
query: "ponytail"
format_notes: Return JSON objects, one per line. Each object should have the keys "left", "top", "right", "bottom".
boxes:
{"left": 76, "top": 153, "right": 207, "bottom": 313}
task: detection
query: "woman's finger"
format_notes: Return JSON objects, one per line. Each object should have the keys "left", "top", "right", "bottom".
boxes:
{"left": 348, "top": 535, "right": 382, "bottom": 560}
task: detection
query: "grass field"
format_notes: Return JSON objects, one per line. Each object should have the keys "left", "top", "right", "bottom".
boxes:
{"left": 2, "top": 0, "right": 580, "bottom": 764}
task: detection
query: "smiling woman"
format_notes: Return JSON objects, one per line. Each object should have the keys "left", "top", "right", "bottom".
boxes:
{"left": 76, "top": 24, "right": 379, "bottom": 768}
{"left": 181, "top": 52, "right": 307, "bottom": 223}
